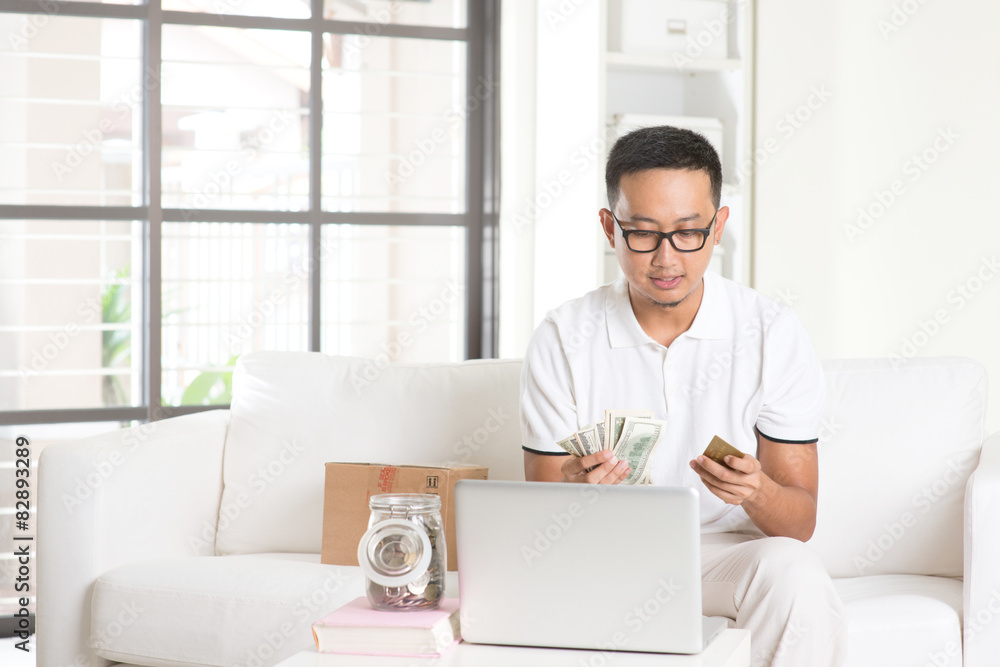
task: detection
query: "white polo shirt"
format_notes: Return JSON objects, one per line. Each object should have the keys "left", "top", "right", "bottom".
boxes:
{"left": 520, "top": 271, "right": 825, "bottom": 533}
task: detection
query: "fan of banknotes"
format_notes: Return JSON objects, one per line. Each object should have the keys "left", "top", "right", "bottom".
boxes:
{"left": 556, "top": 410, "right": 666, "bottom": 485}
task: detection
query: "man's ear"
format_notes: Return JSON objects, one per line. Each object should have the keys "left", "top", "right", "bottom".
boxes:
{"left": 713, "top": 206, "right": 731, "bottom": 245}
{"left": 599, "top": 208, "right": 616, "bottom": 248}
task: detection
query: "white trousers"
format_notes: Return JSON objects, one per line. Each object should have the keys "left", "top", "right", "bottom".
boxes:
{"left": 701, "top": 532, "right": 848, "bottom": 667}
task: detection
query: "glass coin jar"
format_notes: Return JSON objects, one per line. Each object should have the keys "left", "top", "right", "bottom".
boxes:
{"left": 357, "top": 493, "right": 446, "bottom": 611}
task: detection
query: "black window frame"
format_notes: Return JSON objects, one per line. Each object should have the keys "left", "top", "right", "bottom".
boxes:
{"left": 0, "top": 0, "right": 501, "bottom": 426}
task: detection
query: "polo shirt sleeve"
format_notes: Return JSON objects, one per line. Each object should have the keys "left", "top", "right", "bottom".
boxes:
{"left": 755, "top": 307, "right": 825, "bottom": 444}
{"left": 520, "top": 318, "right": 576, "bottom": 455}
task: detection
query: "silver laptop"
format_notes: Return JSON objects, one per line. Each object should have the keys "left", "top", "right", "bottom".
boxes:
{"left": 454, "top": 480, "right": 727, "bottom": 654}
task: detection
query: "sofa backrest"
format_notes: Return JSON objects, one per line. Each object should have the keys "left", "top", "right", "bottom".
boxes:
{"left": 808, "top": 357, "right": 987, "bottom": 578}
{"left": 218, "top": 352, "right": 988, "bottom": 579}
{"left": 217, "top": 352, "right": 523, "bottom": 555}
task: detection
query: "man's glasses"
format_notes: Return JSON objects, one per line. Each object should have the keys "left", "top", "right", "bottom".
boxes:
{"left": 611, "top": 210, "right": 717, "bottom": 253}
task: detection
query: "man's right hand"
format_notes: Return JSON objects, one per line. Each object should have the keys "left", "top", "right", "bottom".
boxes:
{"left": 561, "top": 450, "right": 631, "bottom": 484}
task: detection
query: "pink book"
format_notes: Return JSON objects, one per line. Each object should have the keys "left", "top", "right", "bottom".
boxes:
{"left": 312, "top": 597, "right": 461, "bottom": 657}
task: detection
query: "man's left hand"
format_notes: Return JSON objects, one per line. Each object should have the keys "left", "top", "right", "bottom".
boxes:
{"left": 689, "top": 452, "right": 764, "bottom": 505}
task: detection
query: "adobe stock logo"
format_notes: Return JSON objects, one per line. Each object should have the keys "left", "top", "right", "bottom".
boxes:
{"left": 453, "top": 407, "right": 511, "bottom": 461}
{"left": 844, "top": 127, "right": 959, "bottom": 244}
{"left": 853, "top": 450, "right": 978, "bottom": 574}
{"left": 877, "top": 0, "right": 931, "bottom": 38}
{"left": 349, "top": 279, "right": 462, "bottom": 393}
{"left": 520, "top": 485, "right": 600, "bottom": 566}
{"left": 889, "top": 255, "right": 998, "bottom": 370}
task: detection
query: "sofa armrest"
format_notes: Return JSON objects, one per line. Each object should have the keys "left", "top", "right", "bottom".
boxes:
{"left": 964, "top": 430, "right": 1000, "bottom": 667}
{"left": 37, "top": 410, "right": 230, "bottom": 667}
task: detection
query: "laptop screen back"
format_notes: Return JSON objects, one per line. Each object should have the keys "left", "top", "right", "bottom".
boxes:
{"left": 455, "top": 480, "right": 706, "bottom": 654}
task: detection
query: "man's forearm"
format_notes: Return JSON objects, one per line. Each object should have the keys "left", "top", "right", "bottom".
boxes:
{"left": 524, "top": 450, "right": 565, "bottom": 482}
{"left": 741, "top": 474, "right": 817, "bottom": 541}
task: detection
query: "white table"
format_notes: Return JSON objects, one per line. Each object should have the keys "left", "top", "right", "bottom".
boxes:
{"left": 278, "top": 629, "right": 750, "bottom": 667}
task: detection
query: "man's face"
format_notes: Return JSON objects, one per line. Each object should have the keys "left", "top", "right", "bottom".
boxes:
{"left": 600, "top": 168, "right": 727, "bottom": 310}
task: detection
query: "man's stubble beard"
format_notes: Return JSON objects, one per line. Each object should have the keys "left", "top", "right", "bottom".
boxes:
{"left": 652, "top": 297, "right": 684, "bottom": 309}
{"left": 643, "top": 280, "right": 697, "bottom": 310}
{"left": 629, "top": 282, "right": 688, "bottom": 310}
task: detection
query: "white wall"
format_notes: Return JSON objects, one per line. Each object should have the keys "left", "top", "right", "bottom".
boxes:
{"left": 753, "top": 1, "right": 1000, "bottom": 434}
{"left": 530, "top": 0, "right": 605, "bottom": 323}
{"left": 499, "top": 0, "right": 606, "bottom": 357}
{"left": 498, "top": 0, "right": 538, "bottom": 358}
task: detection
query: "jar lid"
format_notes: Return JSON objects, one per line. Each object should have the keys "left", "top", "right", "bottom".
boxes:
{"left": 369, "top": 493, "right": 441, "bottom": 514}
{"left": 357, "top": 519, "right": 432, "bottom": 587}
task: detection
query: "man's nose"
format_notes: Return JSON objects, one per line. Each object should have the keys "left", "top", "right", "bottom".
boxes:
{"left": 652, "top": 236, "right": 678, "bottom": 265}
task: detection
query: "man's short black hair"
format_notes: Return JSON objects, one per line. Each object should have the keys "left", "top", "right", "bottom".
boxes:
{"left": 605, "top": 125, "right": 723, "bottom": 212}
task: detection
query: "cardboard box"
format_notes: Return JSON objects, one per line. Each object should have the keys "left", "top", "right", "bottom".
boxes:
{"left": 321, "top": 462, "right": 488, "bottom": 572}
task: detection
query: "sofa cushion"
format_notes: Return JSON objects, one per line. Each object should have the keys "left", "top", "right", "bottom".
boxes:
{"left": 90, "top": 553, "right": 461, "bottom": 667}
{"left": 810, "top": 357, "right": 986, "bottom": 578}
{"left": 835, "top": 575, "right": 963, "bottom": 667}
{"left": 217, "top": 352, "right": 522, "bottom": 555}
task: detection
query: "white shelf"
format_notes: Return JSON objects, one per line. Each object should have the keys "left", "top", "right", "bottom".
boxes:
{"left": 606, "top": 51, "right": 742, "bottom": 74}
{"left": 599, "top": 0, "right": 754, "bottom": 287}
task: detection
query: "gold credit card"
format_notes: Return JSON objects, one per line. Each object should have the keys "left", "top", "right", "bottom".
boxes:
{"left": 703, "top": 435, "right": 746, "bottom": 468}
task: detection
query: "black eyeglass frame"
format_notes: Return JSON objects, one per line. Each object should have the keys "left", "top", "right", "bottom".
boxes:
{"left": 610, "top": 210, "right": 719, "bottom": 253}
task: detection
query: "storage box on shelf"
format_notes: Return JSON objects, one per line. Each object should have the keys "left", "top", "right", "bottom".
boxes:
{"left": 615, "top": 0, "right": 730, "bottom": 61}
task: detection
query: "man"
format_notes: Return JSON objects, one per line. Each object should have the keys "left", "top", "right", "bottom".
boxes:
{"left": 520, "top": 126, "right": 847, "bottom": 666}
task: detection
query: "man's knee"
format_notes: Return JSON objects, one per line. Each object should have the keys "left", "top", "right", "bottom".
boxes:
{"left": 751, "top": 537, "right": 831, "bottom": 591}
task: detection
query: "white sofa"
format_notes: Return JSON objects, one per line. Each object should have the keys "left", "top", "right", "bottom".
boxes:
{"left": 38, "top": 352, "right": 998, "bottom": 667}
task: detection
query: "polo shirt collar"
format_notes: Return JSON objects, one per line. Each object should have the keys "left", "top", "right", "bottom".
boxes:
{"left": 685, "top": 270, "right": 731, "bottom": 340}
{"left": 605, "top": 271, "right": 731, "bottom": 348}
{"left": 606, "top": 277, "right": 649, "bottom": 348}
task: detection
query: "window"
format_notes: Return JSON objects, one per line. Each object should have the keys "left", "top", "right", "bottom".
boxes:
{"left": 0, "top": 0, "right": 500, "bottom": 424}
{"left": 0, "top": 0, "right": 498, "bottom": 628}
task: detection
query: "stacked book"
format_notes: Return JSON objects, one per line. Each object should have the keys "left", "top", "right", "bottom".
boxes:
{"left": 312, "top": 597, "right": 461, "bottom": 657}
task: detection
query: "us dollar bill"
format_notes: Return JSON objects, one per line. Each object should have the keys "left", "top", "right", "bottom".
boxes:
{"left": 611, "top": 417, "right": 665, "bottom": 485}
{"left": 605, "top": 409, "right": 654, "bottom": 451}
{"left": 557, "top": 434, "right": 583, "bottom": 456}
{"left": 575, "top": 426, "right": 601, "bottom": 456}
{"left": 555, "top": 412, "right": 663, "bottom": 484}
